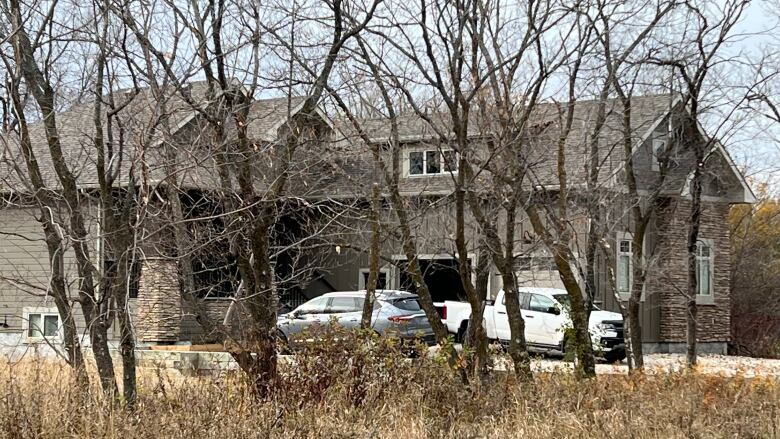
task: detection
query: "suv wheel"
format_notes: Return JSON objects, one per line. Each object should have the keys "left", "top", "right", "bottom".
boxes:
{"left": 276, "top": 330, "right": 290, "bottom": 355}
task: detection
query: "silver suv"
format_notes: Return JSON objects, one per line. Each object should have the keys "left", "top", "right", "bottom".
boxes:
{"left": 277, "top": 290, "right": 436, "bottom": 346}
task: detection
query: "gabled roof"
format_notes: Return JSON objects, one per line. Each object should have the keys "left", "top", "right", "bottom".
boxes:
{"left": 1, "top": 88, "right": 753, "bottom": 205}
{"left": 330, "top": 94, "right": 753, "bottom": 202}
{"left": 1, "top": 82, "right": 202, "bottom": 192}
{"left": 332, "top": 94, "right": 678, "bottom": 193}
{"left": 225, "top": 95, "right": 309, "bottom": 142}
{"left": 679, "top": 141, "right": 756, "bottom": 203}
{"left": 0, "top": 82, "right": 315, "bottom": 193}
{"left": 524, "top": 94, "right": 676, "bottom": 188}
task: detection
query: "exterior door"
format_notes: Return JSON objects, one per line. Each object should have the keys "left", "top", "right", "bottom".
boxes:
{"left": 525, "top": 293, "right": 564, "bottom": 346}
{"left": 493, "top": 292, "right": 528, "bottom": 341}
{"left": 493, "top": 293, "right": 510, "bottom": 341}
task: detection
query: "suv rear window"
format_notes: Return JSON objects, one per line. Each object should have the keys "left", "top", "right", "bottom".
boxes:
{"left": 391, "top": 298, "right": 422, "bottom": 312}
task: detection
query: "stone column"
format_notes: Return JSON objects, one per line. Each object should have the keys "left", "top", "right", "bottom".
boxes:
{"left": 136, "top": 258, "right": 181, "bottom": 343}
{"left": 653, "top": 199, "right": 732, "bottom": 345}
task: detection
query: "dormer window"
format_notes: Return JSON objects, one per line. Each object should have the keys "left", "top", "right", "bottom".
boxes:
{"left": 407, "top": 148, "right": 458, "bottom": 176}
{"left": 652, "top": 138, "right": 666, "bottom": 171}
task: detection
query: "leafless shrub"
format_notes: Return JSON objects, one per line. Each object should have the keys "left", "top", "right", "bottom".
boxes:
{"left": 0, "top": 348, "right": 778, "bottom": 438}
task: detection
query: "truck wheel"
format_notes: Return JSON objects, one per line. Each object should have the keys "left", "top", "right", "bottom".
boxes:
{"left": 561, "top": 333, "right": 575, "bottom": 362}
{"left": 456, "top": 321, "right": 469, "bottom": 344}
{"left": 603, "top": 349, "right": 626, "bottom": 364}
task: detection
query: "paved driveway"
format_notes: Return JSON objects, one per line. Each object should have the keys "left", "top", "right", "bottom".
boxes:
{"left": 494, "top": 353, "right": 780, "bottom": 377}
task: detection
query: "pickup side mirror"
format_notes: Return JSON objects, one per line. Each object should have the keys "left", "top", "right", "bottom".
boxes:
{"left": 484, "top": 299, "right": 495, "bottom": 307}
{"left": 547, "top": 306, "right": 561, "bottom": 315}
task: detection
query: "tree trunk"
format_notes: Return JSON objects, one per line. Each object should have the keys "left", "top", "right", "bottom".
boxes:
{"left": 42, "top": 209, "right": 88, "bottom": 383}
{"left": 385, "top": 179, "right": 462, "bottom": 374}
{"left": 163, "top": 151, "right": 216, "bottom": 338}
{"left": 525, "top": 205, "right": 596, "bottom": 378}
{"left": 7, "top": 1, "right": 118, "bottom": 396}
{"left": 686, "top": 163, "right": 703, "bottom": 367}
{"left": 114, "top": 283, "right": 137, "bottom": 406}
{"left": 464, "top": 245, "right": 490, "bottom": 377}
{"left": 361, "top": 184, "right": 382, "bottom": 329}
{"left": 50, "top": 276, "right": 87, "bottom": 384}
{"left": 81, "top": 299, "right": 119, "bottom": 396}
{"left": 498, "top": 271, "right": 533, "bottom": 380}
{"left": 232, "top": 220, "right": 279, "bottom": 398}
{"left": 106, "top": 244, "right": 137, "bottom": 406}
{"left": 626, "top": 296, "right": 643, "bottom": 369}
{"left": 552, "top": 246, "right": 596, "bottom": 378}
{"left": 456, "top": 162, "right": 532, "bottom": 380}
{"left": 584, "top": 208, "right": 601, "bottom": 320}
{"left": 8, "top": 74, "right": 88, "bottom": 387}
{"left": 453, "top": 164, "right": 489, "bottom": 378}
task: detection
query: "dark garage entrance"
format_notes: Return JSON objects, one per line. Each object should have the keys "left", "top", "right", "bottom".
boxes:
{"left": 399, "top": 257, "right": 470, "bottom": 302}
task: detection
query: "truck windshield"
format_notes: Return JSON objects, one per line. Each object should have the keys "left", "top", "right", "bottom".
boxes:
{"left": 552, "top": 294, "right": 600, "bottom": 311}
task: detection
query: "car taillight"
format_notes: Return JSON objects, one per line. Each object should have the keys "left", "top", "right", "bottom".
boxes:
{"left": 388, "top": 314, "right": 414, "bottom": 323}
{"left": 440, "top": 306, "right": 447, "bottom": 320}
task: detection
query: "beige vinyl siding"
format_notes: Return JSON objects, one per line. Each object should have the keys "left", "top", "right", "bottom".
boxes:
{"left": 0, "top": 205, "right": 96, "bottom": 338}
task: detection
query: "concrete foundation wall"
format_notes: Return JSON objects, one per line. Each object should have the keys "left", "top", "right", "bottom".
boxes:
{"left": 643, "top": 341, "right": 728, "bottom": 355}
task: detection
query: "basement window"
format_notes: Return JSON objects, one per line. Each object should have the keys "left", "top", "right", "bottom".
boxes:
{"left": 24, "top": 307, "right": 60, "bottom": 342}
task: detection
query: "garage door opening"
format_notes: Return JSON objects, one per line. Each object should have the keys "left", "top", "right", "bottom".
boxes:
{"left": 398, "top": 257, "right": 470, "bottom": 302}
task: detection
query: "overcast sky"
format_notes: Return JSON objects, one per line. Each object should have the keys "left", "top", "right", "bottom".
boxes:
{"left": 719, "top": 2, "right": 780, "bottom": 192}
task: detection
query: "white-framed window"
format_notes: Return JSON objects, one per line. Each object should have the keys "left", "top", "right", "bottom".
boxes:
{"left": 651, "top": 138, "right": 666, "bottom": 171}
{"left": 358, "top": 267, "right": 390, "bottom": 290}
{"left": 23, "top": 307, "right": 61, "bottom": 342}
{"left": 616, "top": 232, "right": 633, "bottom": 297}
{"left": 695, "top": 239, "right": 714, "bottom": 297}
{"left": 407, "top": 148, "right": 458, "bottom": 176}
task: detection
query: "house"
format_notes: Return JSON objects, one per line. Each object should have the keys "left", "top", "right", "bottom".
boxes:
{"left": 316, "top": 94, "right": 754, "bottom": 355}
{"left": 0, "top": 84, "right": 754, "bottom": 357}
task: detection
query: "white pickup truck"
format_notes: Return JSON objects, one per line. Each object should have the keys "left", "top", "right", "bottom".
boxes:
{"left": 435, "top": 288, "right": 626, "bottom": 362}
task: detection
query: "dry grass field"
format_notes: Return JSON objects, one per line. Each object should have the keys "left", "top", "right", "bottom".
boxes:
{"left": 0, "top": 337, "right": 778, "bottom": 439}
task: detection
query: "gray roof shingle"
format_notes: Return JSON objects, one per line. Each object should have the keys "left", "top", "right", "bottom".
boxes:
{"left": 3, "top": 91, "right": 709, "bottom": 200}
{"left": 0, "top": 83, "right": 312, "bottom": 193}
{"left": 329, "top": 94, "right": 681, "bottom": 195}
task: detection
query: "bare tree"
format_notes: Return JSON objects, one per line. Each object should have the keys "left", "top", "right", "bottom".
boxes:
{"left": 361, "top": 183, "right": 381, "bottom": 329}
{"left": 116, "top": 0, "right": 378, "bottom": 396}
{"left": 327, "top": 44, "right": 466, "bottom": 378}
{"left": 592, "top": 0, "right": 678, "bottom": 370}
{"left": 0, "top": 73, "right": 88, "bottom": 386}
{"left": 1, "top": 0, "right": 122, "bottom": 397}
{"left": 647, "top": 0, "right": 751, "bottom": 366}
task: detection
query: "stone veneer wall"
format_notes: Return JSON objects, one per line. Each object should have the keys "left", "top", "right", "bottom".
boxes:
{"left": 178, "top": 299, "right": 238, "bottom": 343}
{"left": 651, "top": 198, "right": 731, "bottom": 343}
{"left": 136, "top": 258, "right": 181, "bottom": 343}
